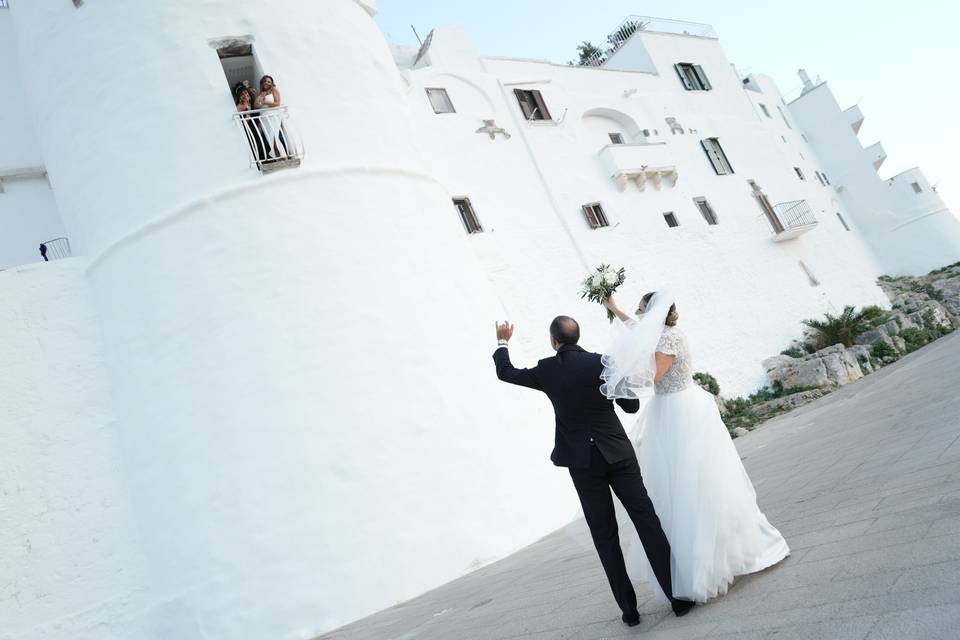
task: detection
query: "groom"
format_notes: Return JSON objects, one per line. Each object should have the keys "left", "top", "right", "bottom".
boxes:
{"left": 492, "top": 316, "right": 693, "bottom": 625}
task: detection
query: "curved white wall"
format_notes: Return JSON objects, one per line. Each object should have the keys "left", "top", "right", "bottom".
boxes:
{"left": 9, "top": 1, "right": 570, "bottom": 637}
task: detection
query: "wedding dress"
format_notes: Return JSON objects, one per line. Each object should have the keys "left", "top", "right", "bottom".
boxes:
{"left": 601, "top": 291, "right": 789, "bottom": 602}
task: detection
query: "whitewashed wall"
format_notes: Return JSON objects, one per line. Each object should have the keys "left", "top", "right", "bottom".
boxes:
{"left": 0, "top": 11, "right": 65, "bottom": 269}
{"left": 408, "top": 28, "right": 888, "bottom": 398}
{"left": 6, "top": 1, "right": 569, "bottom": 638}
{"left": 788, "top": 83, "right": 960, "bottom": 276}
{"left": 0, "top": 259, "right": 146, "bottom": 640}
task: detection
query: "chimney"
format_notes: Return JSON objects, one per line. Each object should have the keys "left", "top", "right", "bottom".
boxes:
{"left": 798, "top": 68, "right": 814, "bottom": 93}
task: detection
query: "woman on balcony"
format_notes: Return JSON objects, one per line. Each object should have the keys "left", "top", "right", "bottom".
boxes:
{"left": 255, "top": 75, "right": 288, "bottom": 160}
{"left": 236, "top": 87, "right": 269, "bottom": 164}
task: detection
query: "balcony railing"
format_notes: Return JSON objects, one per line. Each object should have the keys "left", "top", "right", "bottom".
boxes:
{"left": 233, "top": 106, "right": 303, "bottom": 173}
{"left": 39, "top": 237, "right": 71, "bottom": 261}
{"left": 770, "top": 200, "right": 818, "bottom": 242}
{"left": 584, "top": 16, "right": 719, "bottom": 67}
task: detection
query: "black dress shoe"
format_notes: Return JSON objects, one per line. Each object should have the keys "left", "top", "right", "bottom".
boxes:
{"left": 621, "top": 611, "right": 641, "bottom": 626}
{"left": 672, "top": 599, "right": 695, "bottom": 617}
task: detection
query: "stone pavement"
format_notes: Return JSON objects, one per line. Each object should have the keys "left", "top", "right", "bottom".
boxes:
{"left": 319, "top": 332, "right": 960, "bottom": 640}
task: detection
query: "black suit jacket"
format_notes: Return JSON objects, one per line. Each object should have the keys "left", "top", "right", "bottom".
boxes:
{"left": 493, "top": 344, "right": 640, "bottom": 469}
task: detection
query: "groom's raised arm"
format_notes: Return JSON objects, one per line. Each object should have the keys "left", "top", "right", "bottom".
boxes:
{"left": 492, "top": 321, "right": 542, "bottom": 391}
{"left": 615, "top": 398, "right": 641, "bottom": 414}
{"left": 493, "top": 346, "right": 543, "bottom": 391}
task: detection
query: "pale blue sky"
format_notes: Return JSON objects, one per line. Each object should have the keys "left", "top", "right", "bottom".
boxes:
{"left": 375, "top": 0, "right": 960, "bottom": 224}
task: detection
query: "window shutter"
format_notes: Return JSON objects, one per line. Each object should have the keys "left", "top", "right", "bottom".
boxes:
{"left": 583, "top": 205, "right": 599, "bottom": 228}
{"left": 531, "top": 90, "right": 552, "bottom": 120}
{"left": 701, "top": 139, "right": 722, "bottom": 174}
{"left": 674, "top": 63, "right": 694, "bottom": 90}
{"left": 514, "top": 88, "right": 534, "bottom": 119}
{"left": 693, "top": 65, "right": 712, "bottom": 90}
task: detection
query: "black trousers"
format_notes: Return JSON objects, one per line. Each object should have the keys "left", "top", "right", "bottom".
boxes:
{"left": 569, "top": 446, "right": 675, "bottom": 615}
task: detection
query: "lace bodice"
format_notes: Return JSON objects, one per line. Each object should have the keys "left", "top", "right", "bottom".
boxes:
{"left": 655, "top": 326, "right": 693, "bottom": 394}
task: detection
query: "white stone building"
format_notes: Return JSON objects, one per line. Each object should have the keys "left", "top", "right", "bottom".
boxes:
{"left": 787, "top": 70, "right": 960, "bottom": 276}
{"left": 0, "top": 3, "right": 954, "bottom": 639}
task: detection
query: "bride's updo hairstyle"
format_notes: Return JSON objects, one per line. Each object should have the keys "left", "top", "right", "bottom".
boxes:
{"left": 640, "top": 291, "right": 679, "bottom": 327}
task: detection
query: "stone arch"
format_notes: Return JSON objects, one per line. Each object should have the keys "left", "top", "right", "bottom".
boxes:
{"left": 580, "top": 107, "right": 645, "bottom": 144}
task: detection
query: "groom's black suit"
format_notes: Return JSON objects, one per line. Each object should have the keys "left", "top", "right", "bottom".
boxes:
{"left": 493, "top": 343, "right": 678, "bottom": 617}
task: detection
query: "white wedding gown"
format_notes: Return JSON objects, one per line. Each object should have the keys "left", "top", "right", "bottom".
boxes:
{"left": 618, "top": 325, "right": 789, "bottom": 602}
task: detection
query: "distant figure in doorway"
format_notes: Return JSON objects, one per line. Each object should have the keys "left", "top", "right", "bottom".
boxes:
{"left": 39, "top": 243, "right": 48, "bottom": 261}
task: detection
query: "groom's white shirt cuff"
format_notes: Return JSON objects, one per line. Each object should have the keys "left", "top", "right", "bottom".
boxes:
{"left": 496, "top": 340, "right": 509, "bottom": 348}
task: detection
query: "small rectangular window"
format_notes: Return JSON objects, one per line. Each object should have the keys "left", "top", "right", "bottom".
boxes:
{"left": 453, "top": 198, "right": 483, "bottom": 234}
{"left": 582, "top": 203, "right": 609, "bottom": 229}
{"left": 674, "top": 63, "right": 712, "bottom": 91}
{"left": 608, "top": 133, "right": 625, "bottom": 145}
{"left": 821, "top": 172, "right": 831, "bottom": 185}
{"left": 663, "top": 212, "right": 680, "bottom": 228}
{"left": 701, "top": 138, "right": 734, "bottom": 175}
{"left": 911, "top": 181, "right": 922, "bottom": 193}
{"left": 759, "top": 104, "right": 771, "bottom": 118}
{"left": 794, "top": 167, "right": 806, "bottom": 181}
{"left": 776, "top": 105, "right": 793, "bottom": 129}
{"left": 514, "top": 88, "right": 552, "bottom": 121}
{"left": 814, "top": 171, "right": 825, "bottom": 186}
{"left": 693, "top": 198, "right": 718, "bottom": 225}
{"left": 836, "top": 212, "right": 851, "bottom": 231}
{"left": 425, "top": 88, "right": 455, "bottom": 114}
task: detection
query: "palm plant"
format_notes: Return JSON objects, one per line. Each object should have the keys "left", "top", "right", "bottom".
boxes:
{"left": 802, "top": 305, "right": 886, "bottom": 349}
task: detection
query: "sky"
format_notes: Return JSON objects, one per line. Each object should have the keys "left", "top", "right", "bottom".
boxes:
{"left": 375, "top": 0, "right": 960, "bottom": 221}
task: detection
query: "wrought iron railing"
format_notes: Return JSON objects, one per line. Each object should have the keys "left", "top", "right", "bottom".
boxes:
{"left": 39, "top": 237, "right": 71, "bottom": 261}
{"left": 0, "top": 0, "right": 9, "bottom": 9}
{"left": 233, "top": 106, "right": 303, "bottom": 173}
{"left": 584, "top": 16, "right": 718, "bottom": 67}
{"left": 772, "top": 200, "right": 818, "bottom": 231}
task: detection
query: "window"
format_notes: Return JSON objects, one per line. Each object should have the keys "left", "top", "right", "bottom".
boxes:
{"left": 608, "top": 132, "right": 625, "bottom": 145}
{"left": 674, "top": 63, "right": 712, "bottom": 91}
{"left": 513, "top": 89, "right": 552, "bottom": 121}
{"left": 693, "top": 198, "right": 718, "bottom": 225}
{"left": 663, "top": 212, "right": 680, "bottom": 228}
{"left": 794, "top": 167, "right": 806, "bottom": 181}
{"left": 815, "top": 171, "right": 827, "bottom": 186}
{"left": 701, "top": 138, "right": 734, "bottom": 175}
{"left": 821, "top": 172, "right": 831, "bottom": 185}
{"left": 425, "top": 88, "right": 455, "bottom": 114}
{"left": 453, "top": 198, "right": 483, "bottom": 234}
{"left": 911, "top": 182, "right": 923, "bottom": 193}
{"left": 836, "top": 212, "right": 851, "bottom": 231}
{"left": 776, "top": 105, "right": 793, "bottom": 129}
{"left": 759, "top": 103, "right": 772, "bottom": 118}
{"left": 582, "top": 203, "right": 610, "bottom": 229}
{"left": 801, "top": 134, "right": 809, "bottom": 142}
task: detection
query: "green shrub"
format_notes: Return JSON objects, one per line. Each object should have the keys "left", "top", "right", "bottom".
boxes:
{"left": 693, "top": 372, "right": 720, "bottom": 396}
{"left": 927, "top": 261, "right": 960, "bottom": 276}
{"left": 900, "top": 327, "right": 940, "bottom": 353}
{"left": 803, "top": 305, "right": 884, "bottom": 349}
{"left": 780, "top": 347, "right": 805, "bottom": 358}
{"left": 911, "top": 282, "right": 945, "bottom": 301}
{"left": 871, "top": 342, "right": 898, "bottom": 360}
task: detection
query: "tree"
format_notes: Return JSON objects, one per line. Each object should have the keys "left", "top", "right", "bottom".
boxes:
{"left": 569, "top": 41, "right": 602, "bottom": 66}
{"left": 802, "top": 305, "right": 888, "bottom": 348}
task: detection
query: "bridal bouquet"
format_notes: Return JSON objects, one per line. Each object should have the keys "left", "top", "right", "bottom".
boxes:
{"left": 580, "top": 264, "right": 626, "bottom": 322}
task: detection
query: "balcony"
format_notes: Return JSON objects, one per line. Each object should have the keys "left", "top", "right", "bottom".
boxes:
{"left": 233, "top": 106, "right": 303, "bottom": 173}
{"left": 864, "top": 141, "right": 886, "bottom": 170}
{"left": 584, "top": 16, "right": 718, "bottom": 67}
{"left": 599, "top": 143, "right": 677, "bottom": 191}
{"left": 39, "top": 237, "right": 72, "bottom": 261}
{"left": 844, "top": 104, "right": 864, "bottom": 134}
{"left": 769, "top": 200, "right": 818, "bottom": 242}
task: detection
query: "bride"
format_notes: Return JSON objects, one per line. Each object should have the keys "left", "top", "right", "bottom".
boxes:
{"left": 601, "top": 290, "right": 789, "bottom": 603}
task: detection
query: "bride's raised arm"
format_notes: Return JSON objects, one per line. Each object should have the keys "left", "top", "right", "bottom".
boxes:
{"left": 603, "top": 295, "right": 632, "bottom": 323}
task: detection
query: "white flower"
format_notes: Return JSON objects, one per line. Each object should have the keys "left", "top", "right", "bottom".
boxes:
{"left": 589, "top": 274, "right": 601, "bottom": 288}
{"left": 603, "top": 272, "right": 618, "bottom": 285}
